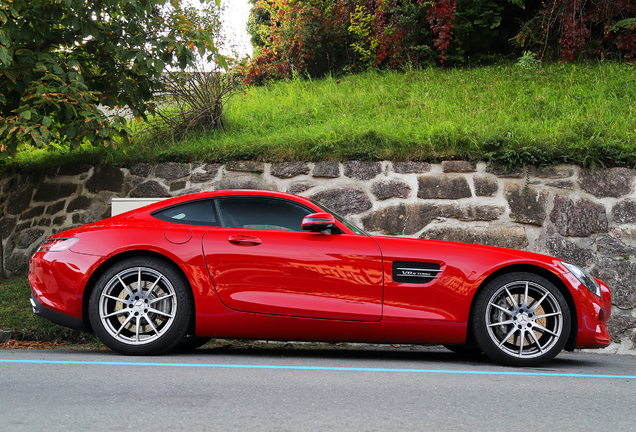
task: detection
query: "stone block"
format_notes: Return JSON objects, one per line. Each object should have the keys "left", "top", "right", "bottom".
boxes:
{"left": 418, "top": 175, "right": 472, "bottom": 200}
{"left": 485, "top": 166, "right": 525, "bottom": 178}
{"left": 16, "top": 228, "right": 45, "bottom": 249}
{"left": 226, "top": 161, "right": 264, "bottom": 173}
{"left": 442, "top": 161, "right": 476, "bottom": 173}
{"left": 362, "top": 203, "right": 438, "bottom": 235}
{"left": 7, "top": 186, "right": 34, "bottom": 214}
{"left": 33, "top": 183, "right": 78, "bottom": 202}
{"left": 58, "top": 165, "right": 92, "bottom": 177}
{"left": 393, "top": 162, "right": 431, "bottom": 174}
{"left": 579, "top": 167, "right": 634, "bottom": 198}
{"left": 46, "top": 200, "right": 66, "bottom": 215}
{"left": 504, "top": 183, "right": 549, "bottom": 226}
{"left": 287, "top": 183, "right": 315, "bottom": 195}
{"left": 130, "top": 181, "right": 170, "bottom": 198}
{"left": 67, "top": 196, "right": 93, "bottom": 212}
{"left": 52, "top": 216, "right": 66, "bottom": 226}
{"left": 595, "top": 235, "right": 636, "bottom": 258}
{"left": 612, "top": 199, "right": 636, "bottom": 224}
{"left": 593, "top": 258, "right": 636, "bottom": 309}
{"left": 550, "top": 195, "right": 608, "bottom": 237}
{"left": 170, "top": 181, "right": 187, "bottom": 192}
{"left": 156, "top": 162, "right": 190, "bottom": 180}
{"left": 215, "top": 175, "right": 276, "bottom": 191}
{"left": 4, "top": 252, "right": 28, "bottom": 276}
{"left": 271, "top": 162, "right": 310, "bottom": 179}
{"left": 344, "top": 161, "right": 382, "bottom": 181}
{"left": 313, "top": 161, "right": 340, "bottom": 178}
{"left": 420, "top": 226, "right": 529, "bottom": 250}
{"left": 546, "top": 180, "right": 573, "bottom": 189}
{"left": 37, "top": 218, "right": 51, "bottom": 227}
{"left": 473, "top": 175, "right": 498, "bottom": 197}
{"left": 0, "top": 217, "right": 16, "bottom": 239}
{"left": 607, "top": 315, "right": 636, "bottom": 339}
{"left": 543, "top": 237, "right": 593, "bottom": 268}
{"left": 438, "top": 204, "right": 504, "bottom": 221}
{"left": 130, "top": 163, "right": 153, "bottom": 177}
{"left": 310, "top": 188, "right": 372, "bottom": 216}
{"left": 371, "top": 180, "right": 411, "bottom": 200}
{"left": 531, "top": 166, "right": 574, "bottom": 178}
{"left": 86, "top": 166, "right": 124, "bottom": 193}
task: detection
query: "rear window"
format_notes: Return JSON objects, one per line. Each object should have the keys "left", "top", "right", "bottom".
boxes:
{"left": 152, "top": 200, "right": 219, "bottom": 226}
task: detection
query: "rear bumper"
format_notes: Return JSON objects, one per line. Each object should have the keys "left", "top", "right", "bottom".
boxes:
{"left": 30, "top": 293, "right": 90, "bottom": 332}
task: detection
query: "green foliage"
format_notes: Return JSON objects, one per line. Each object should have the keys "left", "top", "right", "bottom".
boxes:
{"left": 0, "top": 0, "right": 223, "bottom": 159}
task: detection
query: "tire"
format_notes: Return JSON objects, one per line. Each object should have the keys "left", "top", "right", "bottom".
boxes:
{"left": 471, "top": 272, "right": 571, "bottom": 367}
{"left": 89, "top": 257, "right": 193, "bottom": 355}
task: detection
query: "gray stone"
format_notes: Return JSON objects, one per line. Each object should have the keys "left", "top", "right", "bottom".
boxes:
{"left": 393, "top": 161, "right": 431, "bottom": 174}
{"left": 37, "top": 218, "right": 51, "bottom": 227}
{"left": 438, "top": 204, "right": 504, "bottom": 221}
{"left": 543, "top": 237, "right": 593, "bottom": 268}
{"left": 579, "top": 168, "right": 634, "bottom": 198}
{"left": 344, "top": 161, "right": 382, "bottom": 181}
{"left": 442, "top": 161, "right": 476, "bottom": 173}
{"left": 33, "top": 183, "right": 78, "bottom": 202}
{"left": 130, "top": 181, "right": 170, "bottom": 198}
{"left": 531, "top": 166, "right": 574, "bottom": 179}
{"left": 53, "top": 216, "right": 66, "bottom": 226}
{"left": 362, "top": 204, "right": 438, "bottom": 235}
{"left": 504, "top": 183, "right": 549, "bottom": 226}
{"left": 203, "top": 164, "right": 221, "bottom": 177}
{"left": 607, "top": 315, "right": 636, "bottom": 338}
{"left": 156, "top": 162, "right": 190, "bottom": 180}
{"left": 19, "top": 206, "right": 45, "bottom": 221}
{"left": 4, "top": 252, "right": 28, "bottom": 276}
{"left": 16, "top": 228, "right": 45, "bottom": 249}
{"left": 271, "top": 162, "right": 310, "bottom": 179}
{"left": 170, "top": 181, "right": 187, "bottom": 192}
{"left": 226, "top": 161, "right": 264, "bottom": 173}
{"left": 485, "top": 166, "right": 525, "bottom": 178}
{"left": 2, "top": 175, "right": 19, "bottom": 194}
{"left": 14, "top": 221, "right": 31, "bottom": 232}
{"left": 287, "top": 183, "right": 315, "bottom": 195}
{"left": 546, "top": 180, "right": 574, "bottom": 189}
{"left": 130, "top": 163, "right": 153, "bottom": 177}
{"left": 550, "top": 195, "right": 608, "bottom": 237}
{"left": 371, "top": 180, "right": 411, "bottom": 200}
{"left": 215, "top": 175, "right": 276, "bottom": 191}
{"left": 313, "top": 161, "right": 340, "bottom": 178}
{"left": 419, "top": 226, "right": 529, "bottom": 250}
{"left": 595, "top": 235, "right": 636, "bottom": 258}
{"left": 45, "top": 200, "right": 66, "bottom": 215}
{"left": 473, "top": 175, "right": 499, "bottom": 197}
{"left": 593, "top": 258, "right": 636, "bottom": 309}
{"left": 191, "top": 172, "right": 215, "bottom": 183}
{"left": 0, "top": 217, "right": 16, "bottom": 239}
{"left": 67, "top": 196, "right": 93, "bottom": 212}
{"left": 612, "top": 199, "right": 636, "bottom": 224}
{"left": 6, "top": 186, "right": 34, "bottom": 214}
{"left": 310, "top": 188, "right": 372, "bottom": 216}
{"left": 418, "top": 175, "right": 472, "bottom": 200}
{"left": 86, "top": 166, "right": 124, "bottom": 193}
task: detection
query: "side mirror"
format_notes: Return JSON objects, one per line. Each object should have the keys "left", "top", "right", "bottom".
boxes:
{"left": 302, "top": 213, "right": 336, "bottom": 232}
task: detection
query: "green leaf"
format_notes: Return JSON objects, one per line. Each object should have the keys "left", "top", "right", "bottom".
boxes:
{"left": 0, "top": 46, "right": 12, "bottom": 66}
{"left": 0, "top": 29, "right": 11, "bottom": 47}
{"left": 0, "top": 11, "right": 7, "bottom": 25}
{"left": 42, "top": 116, "right": 52, "bottom": 127}
{"left": 20, "top": 110, "right": 32, "bottom": 120}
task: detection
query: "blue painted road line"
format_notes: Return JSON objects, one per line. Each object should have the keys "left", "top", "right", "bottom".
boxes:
{"left": 0, "top": 358, "right": 634, "bottom": 379}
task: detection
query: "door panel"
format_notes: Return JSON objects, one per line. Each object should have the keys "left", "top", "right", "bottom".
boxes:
{"left": 203, "top": 229, "right": 383, "bottom": 321}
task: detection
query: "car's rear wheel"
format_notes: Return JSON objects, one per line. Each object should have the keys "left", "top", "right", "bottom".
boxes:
{"left": 89, "top": 257, "right": 192, "bottom": 355}
{"left": 472, "top": 272, "right": 571, "bottom": 367}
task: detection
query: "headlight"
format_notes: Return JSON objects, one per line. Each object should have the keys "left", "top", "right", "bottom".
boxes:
{"left": 560, "top": 261, "right": 601, "bottom": 297}
{"left": 37, "top": 237, "right": 79, "bottom": 252}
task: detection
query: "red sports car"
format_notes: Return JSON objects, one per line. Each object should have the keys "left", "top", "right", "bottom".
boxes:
{"left": 28, "top": 190, "right": 611, "bottom": 366}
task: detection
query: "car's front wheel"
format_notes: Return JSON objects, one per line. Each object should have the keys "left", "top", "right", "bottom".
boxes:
{"left": 472, "top": 272, "right": 571, "bottom": 367}
{"left": 89, "top": 257, "right": 192, "bottom": 355}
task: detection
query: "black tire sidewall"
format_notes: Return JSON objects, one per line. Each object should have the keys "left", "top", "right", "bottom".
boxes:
{"left": 89, "top": 257, "right": 192, "bottom": 355}
{"left": 472, "top": 272, "right": 571, "bottom": 367}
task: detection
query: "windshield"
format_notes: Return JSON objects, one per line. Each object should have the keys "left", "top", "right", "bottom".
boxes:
{"left": 310, "top": 200, "right": 368, "bottom": 235}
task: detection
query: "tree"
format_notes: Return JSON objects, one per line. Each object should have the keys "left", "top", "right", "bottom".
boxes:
{"left": 0, "top": 0, "right": 224, "bottom": 158}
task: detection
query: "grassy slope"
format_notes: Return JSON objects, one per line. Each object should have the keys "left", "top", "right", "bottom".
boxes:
{"left": 6, "top": 62, "right": 635, "bottom": 172}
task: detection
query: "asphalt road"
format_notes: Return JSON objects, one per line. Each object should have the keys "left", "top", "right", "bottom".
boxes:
{"left": 1, "top": 345, "right": 635, "bottom": 431}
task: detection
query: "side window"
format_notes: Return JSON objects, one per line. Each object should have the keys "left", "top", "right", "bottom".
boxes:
{"left": 152, "top": 200, "right": 219, "bottom": 226}
{"left": 216, "top": 197, "right": 312, "bottom": 231}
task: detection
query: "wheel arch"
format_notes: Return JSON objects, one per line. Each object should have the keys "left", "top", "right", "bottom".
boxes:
{"left": 469, "top": 263, "right": 578, "bottom": 351}
{"left": 81, "top": 250, "right": 195, "bottom": 333}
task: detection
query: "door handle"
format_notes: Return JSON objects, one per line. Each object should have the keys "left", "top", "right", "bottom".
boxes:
{"left": 228, "top": 235, "right": 262, "bottom": 246}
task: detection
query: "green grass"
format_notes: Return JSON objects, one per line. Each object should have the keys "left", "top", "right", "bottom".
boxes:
{"left": 0, "top": 278, "right": 94, "bottom": 343}
{"left": 4, "top": 62, "right": 636, "bottom": 172}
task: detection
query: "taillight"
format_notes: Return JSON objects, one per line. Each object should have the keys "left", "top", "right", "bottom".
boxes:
{"left": 37, "top": 238, "right": 79, "bottom": 252}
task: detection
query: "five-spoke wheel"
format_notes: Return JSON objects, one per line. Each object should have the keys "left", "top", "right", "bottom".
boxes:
{"left": 472, "top": 272, "right": 571, "bottom": 366}
{"left": 89, "top": 257, "right": 192, "bottom": 355}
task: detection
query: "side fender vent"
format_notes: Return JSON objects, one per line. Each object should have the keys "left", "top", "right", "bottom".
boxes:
{"left": 392, "top": 261, "right": 442, "bottom": 284}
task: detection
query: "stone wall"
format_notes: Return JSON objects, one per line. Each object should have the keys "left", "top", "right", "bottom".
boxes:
{"left": 2, "top": 160, "right": 636, "bottom": 347}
